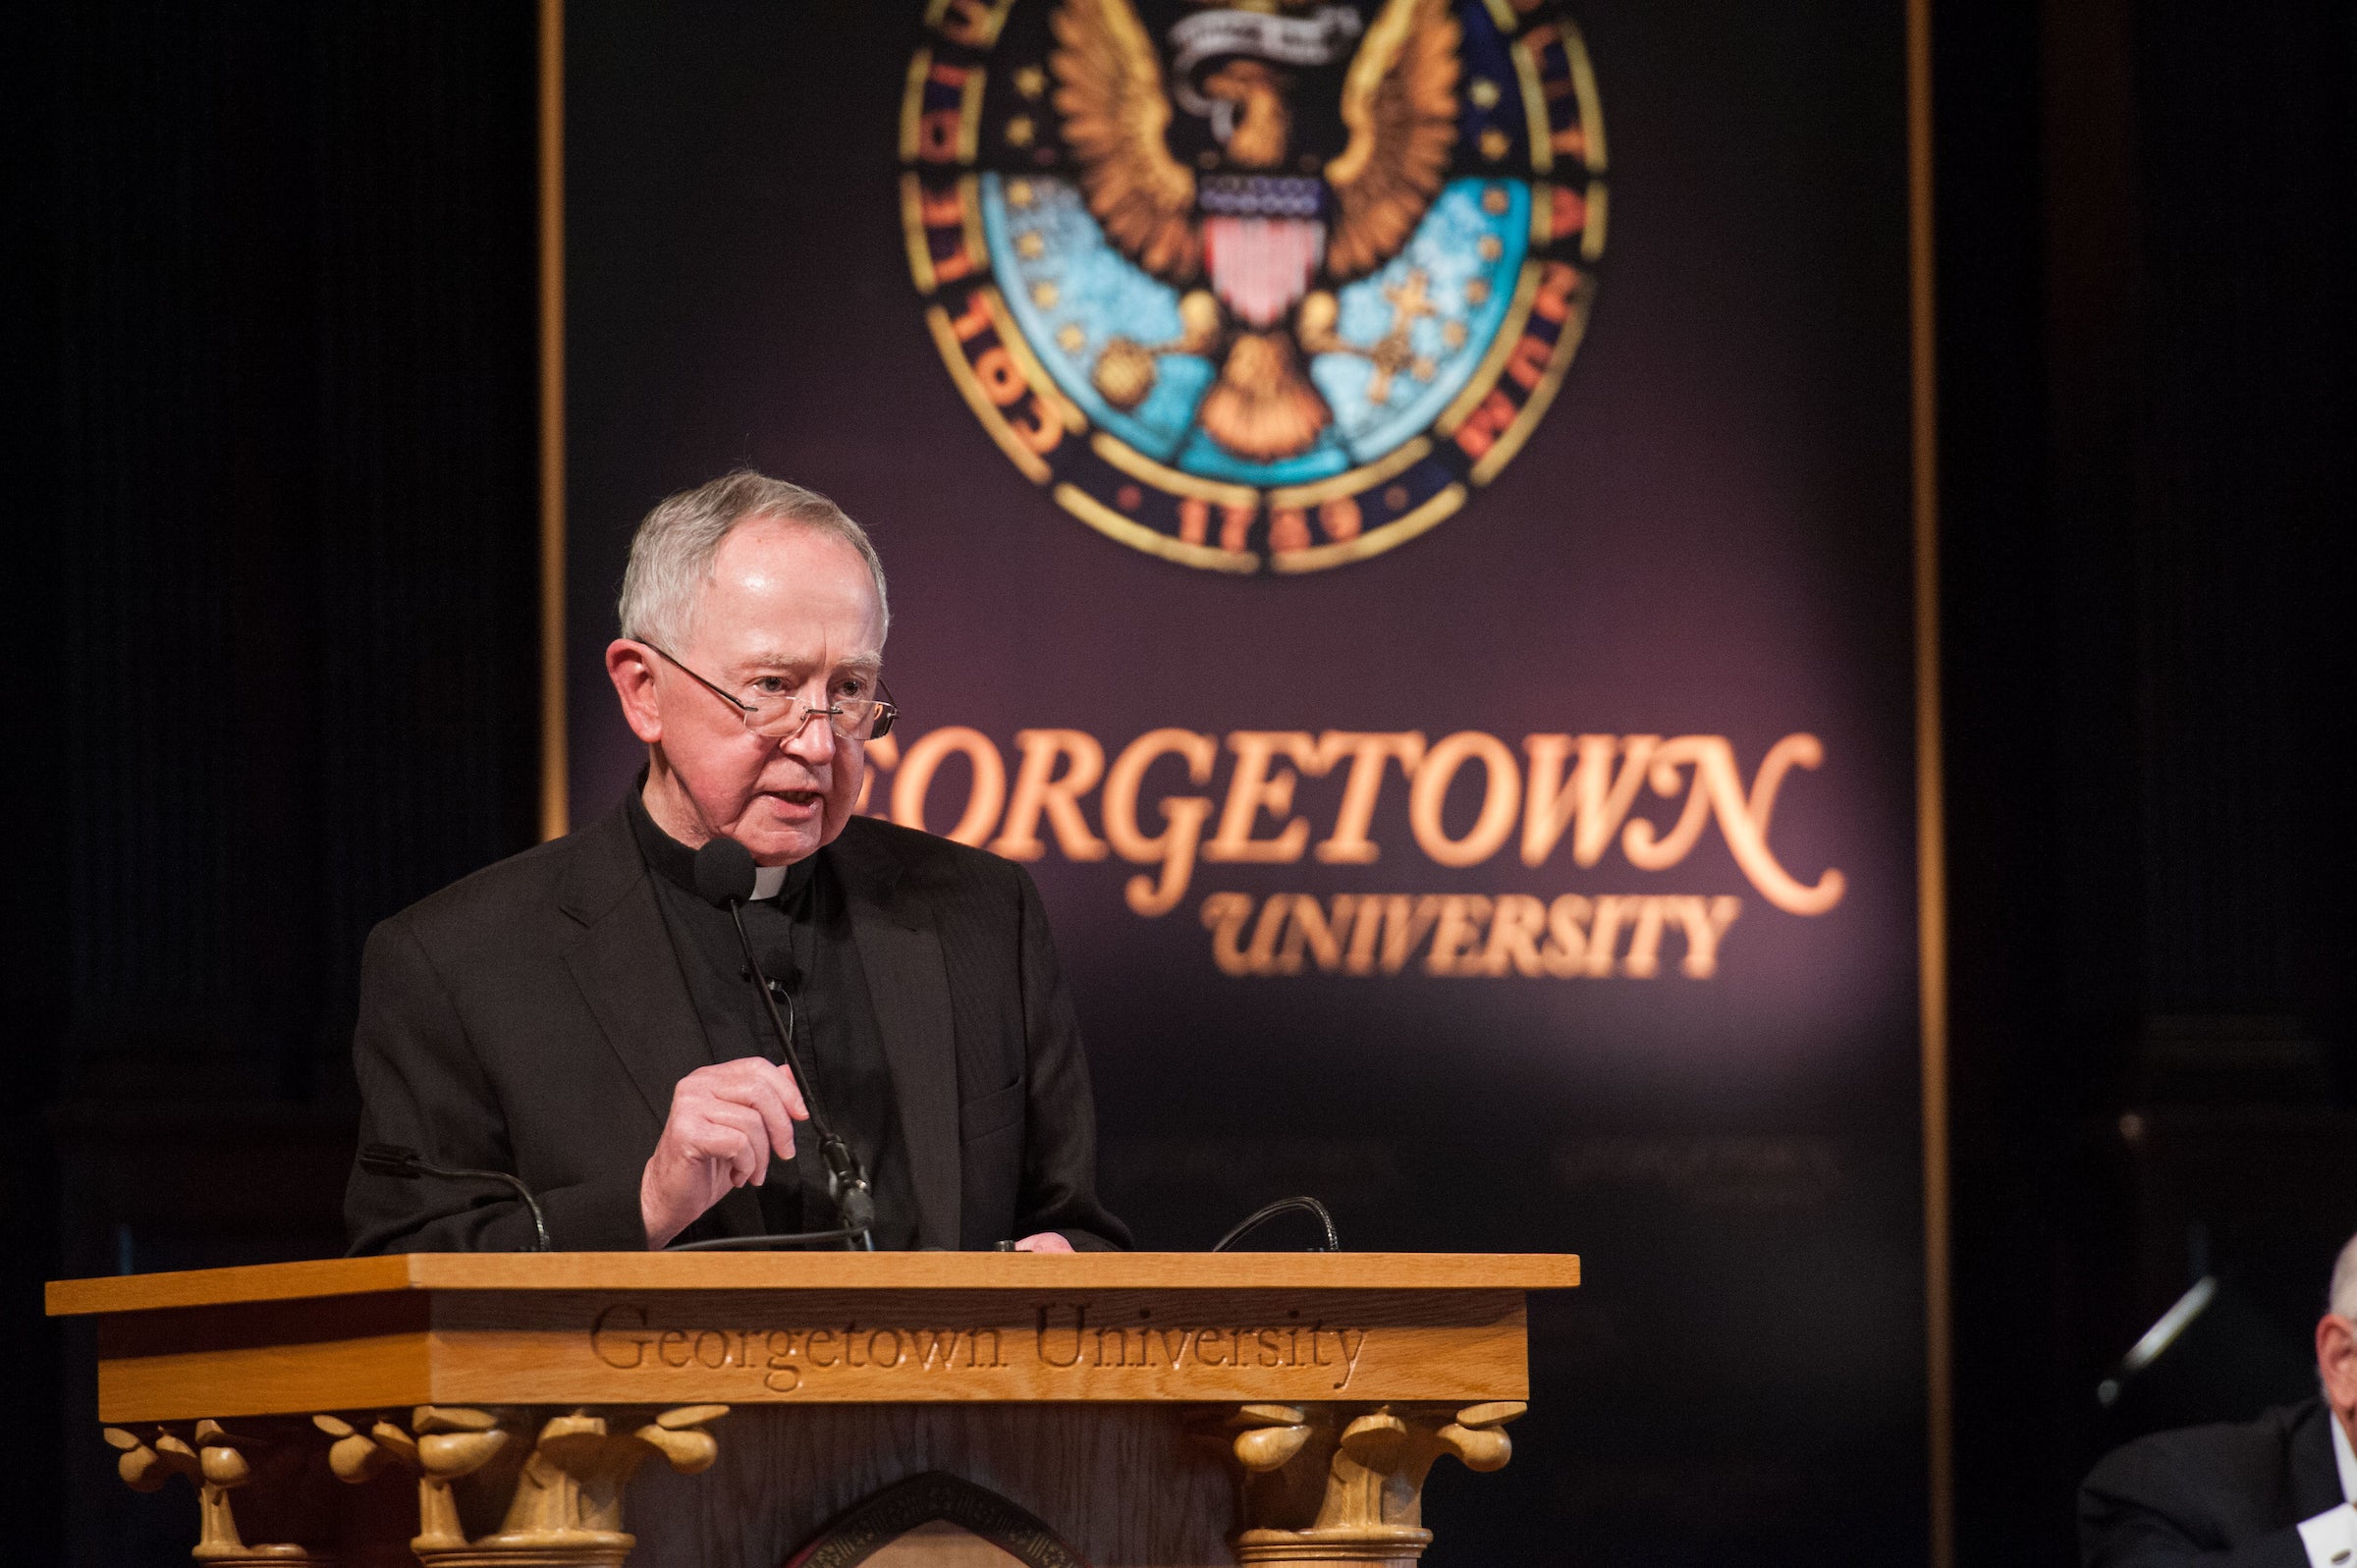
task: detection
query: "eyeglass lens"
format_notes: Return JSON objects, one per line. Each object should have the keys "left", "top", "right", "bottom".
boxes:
{"left": 744, "top": 696, "right": 890, "bottom": 740}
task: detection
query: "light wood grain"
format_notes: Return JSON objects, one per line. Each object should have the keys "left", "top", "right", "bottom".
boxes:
{"left": 99, "top": 1332, "right": 435, "bottom": 1424}
{"left": 48, "top": 1252, "right": 1580, "bottom": 1317}
{"left": 96, "top": 1291, "right": 435, "bottom": 1423}
{"left": 50, "top": 1254, "right": 422, "bottom": 1316}
{"left": 424, "top": 1288, "right": 1526, "bottom": 1406}
{"left": 92, "top": 1286, "right": 1527, "bottom": 1419}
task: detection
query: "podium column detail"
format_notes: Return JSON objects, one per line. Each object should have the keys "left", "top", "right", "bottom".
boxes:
{"left": 103, "top": 1403, "right": 727, "bottom": 1567}
{"left": 1230, "top": 1399, "right": 1525, "bottom": 1567}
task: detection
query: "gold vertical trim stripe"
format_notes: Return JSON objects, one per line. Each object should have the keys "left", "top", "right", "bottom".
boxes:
{"left": 1907, "top": 1, "right": 1951, "bottom": 1564}
{"left": 537, "top": 0, "right": 569, "bottom": 842}
{"left": 1581, "top": 184, "right": 1609, "bottom": 262}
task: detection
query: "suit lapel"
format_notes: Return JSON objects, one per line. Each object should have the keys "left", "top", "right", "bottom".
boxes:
{"left": 556, "top": 803, "right": 717, "bottom": 1130}
{"left": 2291, "top": 1398, "right": 2347, "bottom": 1519}
{"left": 832, "top": 824, "right": 961, "bottom": 1249}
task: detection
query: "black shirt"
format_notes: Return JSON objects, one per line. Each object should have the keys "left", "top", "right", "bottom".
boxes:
{"left": 626, "top": 787, "right": 918, "bottom": 1249}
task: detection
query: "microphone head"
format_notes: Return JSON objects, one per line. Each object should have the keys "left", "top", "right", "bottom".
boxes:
{"left": 692, "top": 837, "right": 757, "bottom": 907}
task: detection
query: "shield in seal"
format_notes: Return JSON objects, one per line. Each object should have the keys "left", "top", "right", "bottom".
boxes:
{"left": 902, "top": 0, "right": 1606, "bottom": 574}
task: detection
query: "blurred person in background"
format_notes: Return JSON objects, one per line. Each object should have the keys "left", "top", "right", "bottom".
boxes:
{"left": 2082, "top": 1232, "right": 2357, "bottom": 1566}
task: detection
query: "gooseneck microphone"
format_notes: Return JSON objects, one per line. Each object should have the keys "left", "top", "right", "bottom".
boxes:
{"left": 1212, "top": 1196, "right": 1342, "bottom": 1253}
{"left": 360, "top": 1143, "right": 552, "bottom": 1252}
{"left": 688, "top": 837, "right": 877, "bottom": 1251}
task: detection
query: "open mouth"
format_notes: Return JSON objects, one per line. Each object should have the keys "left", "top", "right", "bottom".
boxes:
{"left": 771, "top": 788, "right": 823, "bottom": 812}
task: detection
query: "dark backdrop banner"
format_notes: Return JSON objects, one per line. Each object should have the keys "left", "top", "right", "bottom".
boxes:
{"left": 563, "top": 2, "right": 1923, "bottom": 1559}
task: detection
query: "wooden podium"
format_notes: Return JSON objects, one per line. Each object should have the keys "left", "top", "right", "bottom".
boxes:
{"left": 48, "top": 1251, "right": 1579, "bottom": 1568}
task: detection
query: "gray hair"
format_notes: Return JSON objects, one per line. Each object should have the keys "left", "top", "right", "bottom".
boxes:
{"left": 617, "top": 469, "right": 889, "bottom": 651}
{"left": 2332, "top": 1231, "right": 2357, "bottom": 1321}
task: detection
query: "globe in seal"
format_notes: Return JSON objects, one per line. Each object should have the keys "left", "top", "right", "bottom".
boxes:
{"left": 902, "top": 0, "right": 1605, "bottom": 574}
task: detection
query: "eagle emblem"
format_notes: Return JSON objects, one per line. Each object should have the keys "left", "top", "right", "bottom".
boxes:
{"left": 903, "top": 0, "right": 1605, "bottom": 572}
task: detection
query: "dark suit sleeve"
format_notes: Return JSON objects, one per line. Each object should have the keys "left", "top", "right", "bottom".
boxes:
{"left": 1009, "top": 864, "right": 1132, "bottom": 1251}
{"left": 345, "top": 914, "right": 647, "bottom": 1254}
{"left": 2080, "top": 1438, "right": 2315, "bottom": 1568}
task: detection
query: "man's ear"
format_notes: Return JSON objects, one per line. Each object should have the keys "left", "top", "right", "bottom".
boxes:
{"left": 606, "top": 639, "right": 664, "bottom": 743}
{"left": 2316, "top": 1315, "right": 2357, "bottom": 1418}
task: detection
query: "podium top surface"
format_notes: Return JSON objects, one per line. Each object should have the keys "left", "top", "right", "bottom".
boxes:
{"left": 47, "top": 1250, "right": 1580, "bottom": 1317}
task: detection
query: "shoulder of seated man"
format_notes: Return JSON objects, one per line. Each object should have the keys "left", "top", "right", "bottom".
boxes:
{"left": 2090, "top": 1400, "right": 2321, "bottom": 1494}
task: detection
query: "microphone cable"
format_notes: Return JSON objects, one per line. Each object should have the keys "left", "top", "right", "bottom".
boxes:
{"left": 1213, "top": 1196, "right": 1342, "bottom": 1253}
{"left": 693, "top": 836, "right": 876, "bottom": 1250}
{"left": 668, "top": 1226, "right": 874, "bottom": 1252}
{"left": 720, "top": 902, "right": 877, "bottom": 1250}
{"left": 359, "top": 1143, "right": 552, "bottom": 1252}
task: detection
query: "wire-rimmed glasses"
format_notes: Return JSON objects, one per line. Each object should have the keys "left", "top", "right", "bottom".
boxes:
{"left": 645, "top": 643, "right": 898, "bottom": 740}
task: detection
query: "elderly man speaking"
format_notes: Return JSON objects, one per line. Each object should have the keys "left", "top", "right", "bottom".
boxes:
{"left": 345, "top": 471, "right": 1128, "bottom": 1254}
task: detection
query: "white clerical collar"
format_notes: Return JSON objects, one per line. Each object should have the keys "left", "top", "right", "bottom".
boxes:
{"left": 2333, "top": 1409, "right": 2357, "bottom": 1503}
{"left": 750, "top": 863, "right": 790, "bottom": 900}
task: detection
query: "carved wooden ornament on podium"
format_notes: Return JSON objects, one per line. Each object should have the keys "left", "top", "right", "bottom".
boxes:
{"left": 53, "top": 1251, "right": 1579, "bottom": 1567}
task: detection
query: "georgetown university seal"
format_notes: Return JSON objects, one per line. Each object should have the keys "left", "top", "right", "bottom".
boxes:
{"left": 902, "top": 0, "right": 1606, "bottom": 573}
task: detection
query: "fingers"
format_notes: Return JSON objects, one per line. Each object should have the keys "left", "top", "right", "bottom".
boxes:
{"left": 665, "top": 1057, "right": 810, "bottom": 1169}
{"left": 712, "top": 1103, "right": 771, "bottom": 1186}
{"left": 646, "top": 1057, "right": 822, "bottom": 1247}
{"left": 772, "top": 1062, "right": 810, "bottom": 1122}
{"left": 1013, "top": 1231, "right": 1075, "bottom": 1253}
{"left": 733, "top": 1065, "right": 806, "bottom": 1161}
{"left": 641, "top": 1116, "right": 760, "bottom": 1248}
{"left": 682, "top": 1058, "right": 808, "bottom": 1157}
{"left": 675, "top": 1101, "right": 769, "bottom": 1188}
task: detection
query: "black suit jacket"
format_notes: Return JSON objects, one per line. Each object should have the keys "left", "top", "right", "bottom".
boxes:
{"left": 345, "top": 801, "right": 1129, "bottom": 1253}
{"left": 2080, "top": 1399, "right": 2345, "bottom": 1567}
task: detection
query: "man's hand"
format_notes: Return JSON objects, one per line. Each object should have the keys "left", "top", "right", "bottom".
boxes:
{"left": 1013, "top": 1231, "right": 1074, "bottom": 1253}
{"left": 641, "top": 1057, "right": 808, "bottom": 1249}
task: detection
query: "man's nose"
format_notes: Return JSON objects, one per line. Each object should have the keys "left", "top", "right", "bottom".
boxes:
{"left": 783, "top": 707, "right": 838, "bottom": 766}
